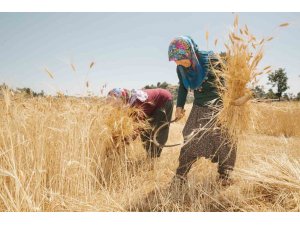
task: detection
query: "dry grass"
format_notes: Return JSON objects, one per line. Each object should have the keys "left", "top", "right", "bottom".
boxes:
{"left": 250, "top": 102, "right": 300, "bottom": 137}
{"left": 1, "top": 88, "right": 300, "bottom": 211}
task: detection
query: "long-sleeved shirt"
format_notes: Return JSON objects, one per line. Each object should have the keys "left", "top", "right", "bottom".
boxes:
{"left": 176, "top": 53, "right": 219, "bottom": 108}
{"left": 132, "top": 88, "right": 173, "bottom": 117}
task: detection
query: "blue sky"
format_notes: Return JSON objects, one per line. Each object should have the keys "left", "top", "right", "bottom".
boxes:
{"left": 0, "top": 12, "right": 299, "bottom": 96}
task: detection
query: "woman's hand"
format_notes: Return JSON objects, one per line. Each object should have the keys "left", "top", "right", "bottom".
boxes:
{"left": 175, "top": 107, "right": 185, "bottom": 120}
{"left": 231, "top": 93, "right": 252, "bottom": 106}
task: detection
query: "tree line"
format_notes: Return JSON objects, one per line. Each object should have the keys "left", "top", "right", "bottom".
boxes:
{"left": 0, "top": 83, "right": 45, "bottom": 97}
{"left": 144, "top": 68, "right": 300, "bottom": 101}
{"left": 1, "top": 67, "right": 298, "bottom": 100}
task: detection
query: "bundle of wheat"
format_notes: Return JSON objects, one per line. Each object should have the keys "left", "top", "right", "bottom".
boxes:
{"left": 213, "top": 15, "right": 274, "bottom": 143}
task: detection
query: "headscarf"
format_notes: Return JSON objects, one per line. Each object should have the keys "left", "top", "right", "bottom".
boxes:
{"left": 107, "top": 88, "right": 131, "bottom": 102}
{"left": 108, "top": 88, "right": 148, "bottom": 106}
{"left": 168, "top": 36, "right": 213, "bottom": 90}
{"left": 128, "top": 89, "right": 148, "bottom": 106}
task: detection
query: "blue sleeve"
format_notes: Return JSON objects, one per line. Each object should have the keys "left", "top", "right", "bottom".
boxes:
{"left": 176, "top": 66, "right": 188, "bottom": 108}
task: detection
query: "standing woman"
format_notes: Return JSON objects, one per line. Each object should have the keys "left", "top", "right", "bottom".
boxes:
{"left": 108, "top": 88, "right": 173, "bottom": 158}
{"left": 168, "top": 36, "right": 237, "bottom": 186}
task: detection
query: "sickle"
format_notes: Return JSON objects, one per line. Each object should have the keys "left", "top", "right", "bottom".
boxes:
{"left": 152, "top": 117, "right": 218, "bottom": 148}
{"left": 152, "top": 118, "right": 182, "bottom": 148}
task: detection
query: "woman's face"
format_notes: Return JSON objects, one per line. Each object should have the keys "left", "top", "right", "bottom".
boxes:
{"left": 175, "top": 59, "right": 191, "bottom": 68}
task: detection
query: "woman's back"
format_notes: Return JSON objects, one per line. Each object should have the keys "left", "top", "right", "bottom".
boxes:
{"left": 132, "top": 88, "right": 173, "bottom": 116}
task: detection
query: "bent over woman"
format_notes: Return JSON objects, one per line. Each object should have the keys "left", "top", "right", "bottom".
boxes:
{"left": 168, "top": 36, "right": 237, "bottom": 186}
{"left": 108, "top": 88, "right": 173, "bottom": 158}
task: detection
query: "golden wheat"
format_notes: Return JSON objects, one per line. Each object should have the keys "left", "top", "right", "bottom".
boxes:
{"left": 213, "top": 15, "right": 271, "bottom": 144}
{"left": 1, "top": 88, "right": 300, "bottom": 211}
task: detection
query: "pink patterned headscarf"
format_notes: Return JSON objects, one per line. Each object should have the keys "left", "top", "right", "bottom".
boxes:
{"left": 108, "top": 88, "right": 148, "bottom": 106}
{"left": 107, "top": 88, "right": 130, "bottom": 102}
{"left": 128, "top": 89, "right": 148, "bottom": 106}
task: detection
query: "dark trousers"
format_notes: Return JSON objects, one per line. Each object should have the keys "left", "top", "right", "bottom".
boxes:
{"left": 141, "top": 100, "right": 174, "bottom": 158}
{"left": 175, "top": 105, "right": 237, "bottom": 179}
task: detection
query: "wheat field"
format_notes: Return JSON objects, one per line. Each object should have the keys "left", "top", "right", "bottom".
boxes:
{"left": 0, "top": 90, "right": 300, "bottom": 212}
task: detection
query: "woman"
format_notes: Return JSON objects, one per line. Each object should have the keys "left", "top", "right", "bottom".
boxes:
{"left": 108, "top": 88, "right": 174, "bottom": 158}
{"left": 168, "top": 36, "right": 246, "bottom": 186}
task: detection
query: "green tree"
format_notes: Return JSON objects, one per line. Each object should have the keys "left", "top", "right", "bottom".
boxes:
{"left": 39, "top": 90, "right": 45, "bottom": 97}
{"left": 144, "top": 81, "right": 169, "bottom": 89}
{"left": 288, "top": 93, "right": 295, "bottom": 101}
{"left": 253, "top": 85, "right": 266, "bottom": 98}
{"left": 17, "top": 87, "right": 33, "bottom": 96}
{"left": 296, "top": 92, "right": 300, "bottom": 101}
{"left": 0, "top": 83, "right": 9, "bottom": 90}
{"left": 159, "top": 81, "right": 168, "bottom": 89}
{"left": 268, "top": 68, "right": 289, "bottom": 101}
{"left": 282, "top": 93, "right": 289, "bottom": 101}
{"left": 16, "top": 87, "right": 44, "bottom": 97}
{"left": 266, "top": 89, "right": 277, "bottom": 99}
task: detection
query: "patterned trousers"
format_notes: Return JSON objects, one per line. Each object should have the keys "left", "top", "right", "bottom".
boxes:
{"left": 175, "top": 104, "right": 236, "bottom": 179}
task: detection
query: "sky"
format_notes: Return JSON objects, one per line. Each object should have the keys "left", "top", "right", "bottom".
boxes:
{"left": 0, "top": 12, "right": 299, "bottom": 96}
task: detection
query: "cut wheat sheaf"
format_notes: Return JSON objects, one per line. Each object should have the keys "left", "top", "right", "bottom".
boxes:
{"left": 210, "top": 16, "right": 290, "bottom": 144}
